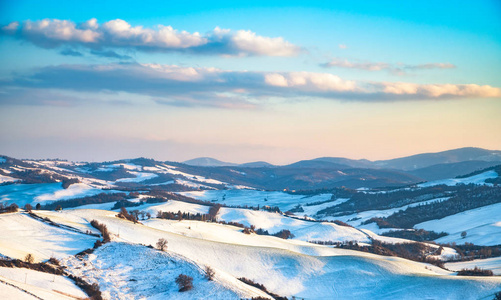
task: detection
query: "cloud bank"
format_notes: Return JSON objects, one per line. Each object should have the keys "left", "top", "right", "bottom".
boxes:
{"left": 1, "top": 63, "right": 499, "bottom": 107}
{"left": 323, "top": 58, "right": 456, "bottom": 75}
{"left": 1, "top": 18, "right": 301, "bottom": 57}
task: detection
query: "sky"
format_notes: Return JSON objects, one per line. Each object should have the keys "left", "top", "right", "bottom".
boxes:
{"left": 0, "top": 0, "right": 500, "bottom": 164}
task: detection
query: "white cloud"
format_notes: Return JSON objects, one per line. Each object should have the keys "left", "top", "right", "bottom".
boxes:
{"left": 338, "top": 44, "right": 347, "bottom": 49}
{"left": 1, "top": 18, "right": 301, "bottom": 57}
{"left": 323, "top": 58, "right": 456, "bottom": 75}
{"left": 2, "top": 63, "right": 499, "bottom": 108}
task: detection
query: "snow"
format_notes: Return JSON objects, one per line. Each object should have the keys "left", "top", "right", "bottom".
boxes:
{"left": 62, "top": 242, "right": 269, "bottom": 300}
{"left": 144, "top": 201, "right": 210, "bottom": 216}
{"left": 218, "top": 206, "right": 370, "bottom": 243}
{"left": 300, "top": 198, "right": 350, "bottom": 216}
{"left": 0, "top": 158, "right": 6, "bottom": 163}
{"left": 321, "top": 197, "right": 450, "bottom": 233}
{"left": 34, "top": 183, "right": 109, "bottom": 203}
{"left": 115, "top": 171, "right": 158, "bottom": 183}
{"left": 415, "top": 202, "right": 501, "bottom": 246}
{"left": 418, "top": 170, "right": 498, "bottom": 187}
{"left": 0, "top": 267, "right": 88, "bottom": 300}
{"left": 179, "top": 190, "right": 333, "bottom": 212}
{"left": 0, "top": 212, "right": 97, "bottom": 262}
{"left": 0, "top": 174, "right": 20, "bottom": 183}
{"left": 114, "top": 163, "right": 143, "bottom": 171}
{"left": 16, "top": 208, "right": 501, "bottom": 299}
{"left": 175, "top": 179, "right": 215, "bottom": 190}
{"left": 0, "top": 183, "right": 64, "bottom": 207}
{"left": 156, "top": 164, "right": 227, "bottom": 186}
{"left": 446, "top": 257, "right": 501, "bottom": 275}
{"left": 0, "top": 182, "right": 116, "bottom": 207}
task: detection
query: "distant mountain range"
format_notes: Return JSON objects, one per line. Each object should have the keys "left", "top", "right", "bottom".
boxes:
{"left": 183, "top": 147, "right": 501, "bottom": 181}
{"left": 1, "top": 147, "right": 500, "bottom": 191}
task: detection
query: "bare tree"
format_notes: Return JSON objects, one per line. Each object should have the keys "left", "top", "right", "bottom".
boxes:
{"left": 24, "top": 204, "right": 33, "bottom": 212}
{"left": 24, "top": 253, "right": 34, "bottom": 264}
{"left": 156, "top": 238, "right": 168, "bottom": 251}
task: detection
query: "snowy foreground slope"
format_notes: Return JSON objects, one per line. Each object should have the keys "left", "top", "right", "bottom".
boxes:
{"left": 62, "top": 242, "right": 269, "bottom": 300}
{"left": 14, "top": 208, "right": 500, "bottom": 300}
{"left": 0, "top": 267, "right": 88, "bottom": 300}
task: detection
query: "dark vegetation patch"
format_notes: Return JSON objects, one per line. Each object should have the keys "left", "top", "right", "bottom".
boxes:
{"left": 318, "top": 185, "right": 459, "bottom": 217}
{"left": 0, "top": 203, "right": 18, "bottom": 214}
{"left": 309, "top": 240, "right": 445, "bottom": 268}
{"left": 41, "top": 192, "right": 131, "bottom": 210}
{"left": 457, "top": 267, "right": 494, "bottom": 276}
{"left": 374, "top": 185, "right": 501, "bottom": 228}
{"left": 238, "top": 277, "right": 288, "bottom": 300}
{"left": 444, "top": 242, "right": 501, "bottom": 261}
{"left": 381, "top": 229, "right": 448, "bottom": 242}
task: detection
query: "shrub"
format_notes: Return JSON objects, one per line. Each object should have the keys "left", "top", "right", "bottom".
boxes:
{"left": 273, "top": 229, "right": 294, "bottom": 239}
{"left": 175, "top": 274, "right": 193, "bottom": 292}
{"left": 48, "top": 257, "right": 60, "bottom": 265}
{"left": 205, "top": 266, "right": 215, "bottom": 281}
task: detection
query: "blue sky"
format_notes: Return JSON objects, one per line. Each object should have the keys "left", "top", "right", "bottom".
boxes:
{"left": 0, "top": 0, "right": 500, "bottom": 163}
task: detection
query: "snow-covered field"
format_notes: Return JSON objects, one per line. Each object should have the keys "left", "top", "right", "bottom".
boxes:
{"left": 0, "top": 182, "right": 112, "bottom": 207}
{"left": 115, "top": 171, "right": 158, "bottom": 183}
{"left": 0, "top": 174, "right": 20, "bottom": 184}
{"left": 445, "top": 257, "right": 501, "bottom": 275}
{"left": 0, "top": 267, "right": 88, "bottom": 300}
{"left": 0, "top": 160, "right": 500, "bottom": 299}
{"left": 415, "top": 202, "right": 501, "bottom": 246}
{"left": 180, "top": 189, "right": 333, "bottom": 212}
{"left": 418, "top": 170, "right": 498, "bottom": 187}
{"left": 25, "top": 208, "right": 501, "bottom": 299}
{"left": 0, "top": 212, "right": 97, "bottom": 262}
{"left": 319, "top": 197, "right": 450, "bottom": 234}
{"left": 62, "top": 242, "right": 269, "bottom": 300}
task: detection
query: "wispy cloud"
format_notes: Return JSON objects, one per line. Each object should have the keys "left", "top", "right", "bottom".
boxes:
{"left": 1, "top": 18, "right": 301, "bottom": 57}
{"left": 1, "top": 63, "right": 498, "bottom": 108}
{"left": 59, "top": 48, "right": 84, "bottom": 57}
{"left": 322, "top": 58, "right": 456, "bottom": 75}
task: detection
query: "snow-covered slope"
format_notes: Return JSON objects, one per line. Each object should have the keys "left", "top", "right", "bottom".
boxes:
{"left": 180, "top": 189, "right": 333, "bottom": 212}
{"left": 418, "top": 170, "right": 498, "bottom": 187}
{"left": 0, "top": 267, "right": 88, "bottom": 300}
{"left": 415, "top": 202, "right": 501, "bottom": 246}
{"left": 32, "top": 208, "right": 501, "bottom": 299}
{"left": 0, "top": 182, "right": 113, "bottom": 207}
{"left": 445, "top": 257, "right": 501, "bottom": 276}
{"left": 62, "top": 242, "right": 269, "bottom": 300}
{"left": 0, "top": 212, "right": 97, "bottom": 262}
